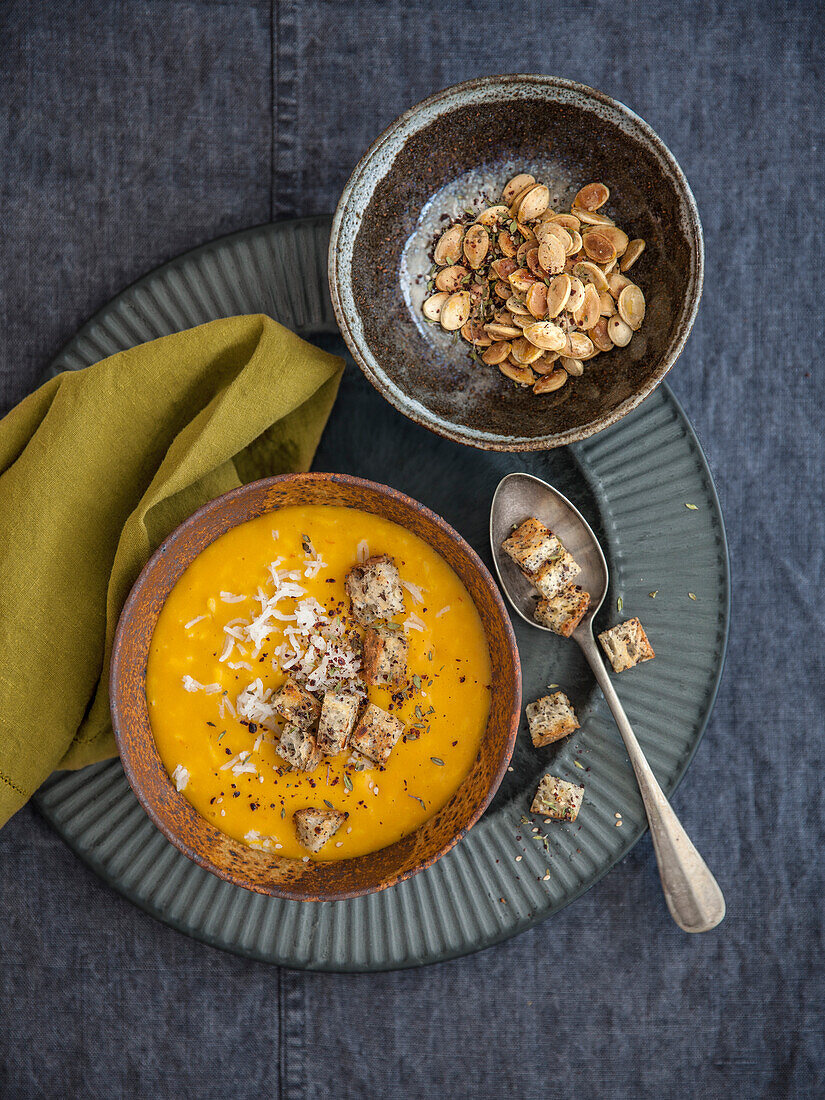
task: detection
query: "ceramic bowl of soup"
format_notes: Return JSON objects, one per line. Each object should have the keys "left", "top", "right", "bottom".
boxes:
{"left": 110, "top": 472, "right": 521, "bottom": 901}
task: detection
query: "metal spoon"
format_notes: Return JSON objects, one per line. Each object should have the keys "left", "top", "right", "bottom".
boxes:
{"left": 490, "top": 471, "right": 725, "bottom": 933}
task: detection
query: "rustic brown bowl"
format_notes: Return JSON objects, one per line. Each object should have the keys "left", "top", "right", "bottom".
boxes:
{"left": 110, "top": 473, "right": 521, "bottom": 901}
{"left": 329, "top": 74, "right": 704, "bottom": 451}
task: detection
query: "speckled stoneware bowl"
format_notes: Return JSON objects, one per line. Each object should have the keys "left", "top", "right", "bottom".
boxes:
{"left": 329, "top": 75, "right": 703, "bottom": 451}
{"left": 110, "top": 473, "right": 521, "bottom": 902}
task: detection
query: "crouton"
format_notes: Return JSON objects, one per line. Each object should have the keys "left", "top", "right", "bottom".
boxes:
{"left": 277, "top": 724, "right": 322, "bottom": 772}
{"left": 362, "top": 625, "right": 408, "bottom": 687}
{"left": 526, "top": 691, "right": 580, "bottom": 748}
{"left": 271, "top": 676, "right": 321, "bottom": 729}
{"left": 294, "top": 807, "right": 348, "bottom": 853}
{"left": 350, "top": 703, "right": 404, "bottom": 766}
{"left": 345, "top": 554, "right": 405, "bottom": 624}
{"left": 502, "top": 518, "right": 563, "bottom": 574}
{"left": 598, "top": 618, "right": 655, "bottom": 672}
{"left": 317, "top": 689, "right": 361, "bottom": 755}
{"left": 533, "top": 549, "right": 581, "bottom": 599}
{"left": 531, "top": 774, "right": 584, "bottom": 822}
{"left": 534, "top": 587, "right": 590, "bottom": 636}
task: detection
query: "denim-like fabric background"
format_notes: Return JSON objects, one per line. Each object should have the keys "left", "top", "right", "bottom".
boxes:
{"left": 1, "top": 2, "right": 823, "bottom": 1098}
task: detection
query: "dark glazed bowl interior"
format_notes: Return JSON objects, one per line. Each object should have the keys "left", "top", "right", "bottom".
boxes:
{"left": 110, "top": 473, "right": 521, "bottom": 901}
{"left": 330, "top": 75, "right": 703, "bottom": 451}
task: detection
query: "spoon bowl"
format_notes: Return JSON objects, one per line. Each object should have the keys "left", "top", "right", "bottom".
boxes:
{"left": 490, "top": 471, "right": 608, "bottom": 633}
{"left": 490, "top": 471, "right": 726, "bottom": 933}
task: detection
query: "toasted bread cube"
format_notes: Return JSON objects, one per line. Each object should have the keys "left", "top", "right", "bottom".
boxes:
{"left": 533, "top": 549, "right": 581, "bottom": 599}
{"left": 534, "top": 587, "right": 590, "bottom": 636}
{"left": 598, "top": 618, "right": 655, "bottom": 672}
{"left": 362, "top": 625, "right": 408, "bottom": 687}
{"left": 526, "top": 691, "right": 580, "bottom": 748}
{"left": 317, "top": 689, "right": 361, "bottom": 754}
{"left": 502, "top": 518, "right": 563, "bottom": 574}
{"left": 531, "top": 774, "right": 584, "bottom": 822}
{"left": 294, "top": 806, "right": 348, "bottom": 853}
{"left": 345, "top": 554, "right": 405, "bottom": 624}
{"left": 277, "top": 724, "right": 322, "bottom": 772}
{"left": 350, "top": 703, "right": 404, "bottom": 766}
{"left": 271, "top": 676, "right": 321, "bottom": 729}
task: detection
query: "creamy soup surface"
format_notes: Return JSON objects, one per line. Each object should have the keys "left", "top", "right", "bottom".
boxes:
{"left": 146, "top": 505, "right": 492, "bottom": 860}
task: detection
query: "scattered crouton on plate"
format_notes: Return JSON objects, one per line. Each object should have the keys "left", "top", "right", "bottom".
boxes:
{"left": 531, "top": 774, "right": 584, "bottom": 822}
{"left": 598, "top": 617, "right": 655, "bottom": 672}
{"left": 345, "top": 554, "right": 405, "bottom": 624}
{"left": 294, "top": 806, "right": 348, "bottom": 852}
{"left": 350, "top": 702, "right": 405, "bottom": 766}
{"left": 526, "top": 691, "right": 580, "bottom": 747}
{"left": 534, "top": 587, "right": 590, "bottom": 636}
{"left": 362, "top": 624, "right": 408, "bottom": 687}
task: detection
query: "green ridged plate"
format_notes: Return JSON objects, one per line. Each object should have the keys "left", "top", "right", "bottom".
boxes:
{"left": 34, "top": 216, "right": 729, "bottom": 971}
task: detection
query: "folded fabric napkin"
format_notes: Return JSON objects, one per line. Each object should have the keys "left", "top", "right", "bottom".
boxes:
{"left": 0, "top": 314, "right": 343, "bottom": 828}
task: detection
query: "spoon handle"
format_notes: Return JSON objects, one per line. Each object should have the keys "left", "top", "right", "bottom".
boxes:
{"left": 575, "top": 630, "right": 726, "bottom": 933}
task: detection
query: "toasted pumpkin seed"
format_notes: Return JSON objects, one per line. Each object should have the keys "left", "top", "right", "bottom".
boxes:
{"left": 566, "top": 230, "right": 583, "bottom": 255}
{"left": 536, "top": 220, "right": 573, "bottom": 252}
{"left": 485, "top": 321, "right": 522, "bottom": 340}
{"left": 618, "top": 284, "right": 645, "bottom": 330}
{"left": 566, "top": 331, "right": 595, "bottom": 359}
{"left": 440, "top": 291, "right": 471, "bottom": 331}
{"left": 435, "top": 264, "right": 471, "bottom": 292}
{"left": 477, "top": 204, "right": 511, "bottom": 226}
{"left": 422, "top": 291, "right": 449, "bottom": 322}
{"left": 494, "top": 280, "right": 511, "bottom": 299}
{"left": 531, "top": 352, "right": 560, "bottom": 374}
{"left": 583, "top": 231, "right": 617, "bottom": 264}
{"left": 573, "top": 261, "right": 610, "bottom": 293}
{"left": 502, "top": 174, "right": 536, "bottom": 205}
{"left": 511, "top": 336, "right": 545, "bottom": 365}
{"left": 576, "top": 284, "right": 601, "bottom": 330}
{"left": 607, "top": 314, "right": 633, "bottom": 346}
{"left": 482, "top": 341, "right": 512, "bottom": 365}
{"left": 565, "top": 276, "right": 586, "bottom": 314}
{"left": 551, "top": 213, "right": 581, "bottom": 231}
{"left": 525, "top": 282, "right": 548, "bottom": 319}
{"left": 489, "top": 256, "right": 517, "bottom": 281}
{"left": 461, "top": 320, "right": 492, "bottom": 346}
{"left": 590, "top": 316, "right": 613, "bottom": 352}
{"left": 516, "top": 222, "right": 536, "bottom": 241}
{"left": 525, "top": 247, "right": 544, "bottom": 278}
{"left": 533, "top": 368, "right": 568, "bottom": 393}
{"left": 499, "top": 362, "right": 535, "bottom": 385}
{"left": 498, "top": 230, "right": 518, "bottom": 257}
{"left": 523, "top": 321, "right": 567, "bottom": 352}
{"left": 463, "top": 224, "right": 490, "bottom": 270}
{"left": 517, "top": 183, "right": 550, "bottom": 222}
{"left": 608, "top": 272, "right": 633, "bottom": 299}
{"left": 538, "top": 236, "right": 566, "bottom": 275}
{"left": 508, "top": 267, "right": 538, "bottom": 293}
{"left": 599, "top": 290, "right": 617, "bottom": 316}
{"left": 434, "top": 224, "right": 464, "bottom": 265}
{"left": 594, "top": 225, "right": 628, "bottom": 256}
{"left": 574, "top": 182, "right": 610, "bottom": 211}
{"left": 560, "top": 356, "right": 584, "bottom": 376}
{"left": 546, "top": 273, "right": 572, "bottom": 318}
{"left": 572, "top": 207, "right": 615, "bottom": 226}
{"left": 620, "top": 238, "right": 646, "bottom": 271}
{"left": 504, "top": 295, "right": 528, "bottom": 315}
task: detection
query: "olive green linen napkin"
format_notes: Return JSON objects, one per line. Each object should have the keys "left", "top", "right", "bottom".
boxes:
{"left": 0, "top": 314, "right": 343, "bottom": 828}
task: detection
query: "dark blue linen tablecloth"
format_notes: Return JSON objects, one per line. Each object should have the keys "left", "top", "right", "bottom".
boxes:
{"left": 1, "top": 2, "right": 823, "bottom": 1097}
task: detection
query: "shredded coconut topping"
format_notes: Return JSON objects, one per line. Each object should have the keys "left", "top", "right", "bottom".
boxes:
{"left": 171, "top": 764, "right": 190, "bottom": 791}
{"left": 184, "top": 615, "right": 207, "bottom": 630}
{"left": 404, "top": 612, "right": 426, "bottom": 632}
{"left": 182, "top": 676, "right": 222, "bottom": 694}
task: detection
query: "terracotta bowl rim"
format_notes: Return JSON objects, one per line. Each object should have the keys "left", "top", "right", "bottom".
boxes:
{"left": 329, "top": 72, "right": 704, "bottom": 452}
{"left": 110, "top": 471, "right": 522, "bottom": 901}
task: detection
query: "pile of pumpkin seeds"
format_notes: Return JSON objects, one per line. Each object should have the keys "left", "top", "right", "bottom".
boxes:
{"left": 422, "top": 175, "right": 647, "bottom": 395}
